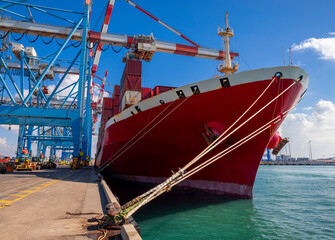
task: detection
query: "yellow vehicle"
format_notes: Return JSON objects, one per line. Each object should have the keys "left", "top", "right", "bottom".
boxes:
{"left": 70, "top": 157, "right": 79, "bottom": 170}
{"left": 16, "top": 157, "right": 33, "bottom": 171}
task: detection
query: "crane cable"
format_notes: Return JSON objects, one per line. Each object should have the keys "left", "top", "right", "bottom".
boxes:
{"left": 118, "top": 75, "right": 301, "bottom": 219}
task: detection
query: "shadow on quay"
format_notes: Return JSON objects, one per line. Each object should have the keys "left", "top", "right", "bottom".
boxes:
{"left": 4, "top": 165, "right": 95, "bottom": 184}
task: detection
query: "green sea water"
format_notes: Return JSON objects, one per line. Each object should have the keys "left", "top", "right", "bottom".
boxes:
{"left": 132, "top": 166, "right": 335, "bottom": 239}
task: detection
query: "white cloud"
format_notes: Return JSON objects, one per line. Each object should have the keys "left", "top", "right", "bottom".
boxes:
{"left": 92, "top": 85, "right": 100, "bottom": 102}
{"left": 48, "top": 74, "right": 111, "bottom": 104}
{"left": 0, "top": 137, "right": 8, "bottom": 156}
{"left": 48, "top": 74, "right": 78, "bottom": 99}
{"left": 0, "top": 124, "right": 19, "bottom": 133}
{"left": 14, "top": 89, "right": 29, "bottom": 101}
{"left": 329, "top": 32, "right": 335, "bottom": 35}
{"left": 11, "top": 75, "right": 78, "bottom": 103}
{"left": 294, "top": 60, "right": 305, "bottom": 67}
{"left": 0, "top": 137, "right": 7, "bottom": 145}
{"left": 92, "top": 83, "right": 111, "bottom": 103}
{"left": 292, "top": 37, "right": 335, "bottom": 60}
{"left": 91, "top": 135, "right": 98, "bottom": 157}
{"left": 279, "top": 100, "right": 335, "bottom": 159}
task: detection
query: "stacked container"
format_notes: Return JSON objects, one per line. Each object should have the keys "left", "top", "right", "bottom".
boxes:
{"left": 119, "top": 59, "right": 142, "bottom": 111}
{"left": 141, "top": 87, "right": 152, "bottom": 100}
{"left": 97, "top": 97, "right": 114, "bottom": 152}
{"left": 113, "top": 85, "right": 120, "bottom": 115}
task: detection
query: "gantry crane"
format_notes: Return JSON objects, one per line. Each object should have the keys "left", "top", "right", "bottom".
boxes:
{"left": 0, "top": 0, "right": 238, "bottom": 162}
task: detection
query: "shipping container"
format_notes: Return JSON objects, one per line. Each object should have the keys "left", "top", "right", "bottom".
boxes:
{"left": 120, "top": 90, "right": 141, "bottom": 111}
{"left": 113, "top": 85, "right": 120, "bottom": 97}
{"left": 103, "top": 97, "right": 114, "bottom": 110}
{"left": 152, "top": 86, "right": 175, "bottom": 96}
{"left": 124, "top": 59, "right": 142, "bottom": 77}
{"left": 120, "top": 75, "right": 142, "bottom": 100}
{"left": 142, "top": 87, "right": 152, "bottom": 100}
{"left": 103, "top": 109, "right": 113, "bottom": 119}
{"left": 113, "top": 107, "right": 120, "bottom": 115}
{"left": 113, "top": 96, "right": 120, "bottom": 107}
{"left": 119, "top": 59, "right": 142, "bottom": 101}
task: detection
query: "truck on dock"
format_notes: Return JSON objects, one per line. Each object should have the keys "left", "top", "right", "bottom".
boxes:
{"left": 16, "top": 157, "right": 33, "bottom": 171}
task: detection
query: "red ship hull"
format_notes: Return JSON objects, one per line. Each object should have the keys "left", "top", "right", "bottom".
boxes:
{"left": 96, "top": 67, "right": 308, "bottom": 198}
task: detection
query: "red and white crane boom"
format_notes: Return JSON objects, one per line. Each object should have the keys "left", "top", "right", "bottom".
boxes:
{"left": 90, "top": 0, "right": 115, "bottom": 132}
{"left": 123, "top": 0, "right": 199, "bottom": 47}
{"left": 0, "top": 19, "right": 238, "bottom": 61}
{"left": 92, "top": 0, "right": 115, "bottom": 73}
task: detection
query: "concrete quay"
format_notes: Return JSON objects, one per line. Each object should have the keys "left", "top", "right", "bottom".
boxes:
{"left": 0, "top": 165, "right": 141, "bottom": 240}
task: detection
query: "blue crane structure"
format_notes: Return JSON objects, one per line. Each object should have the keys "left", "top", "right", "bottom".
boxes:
{"left": 0, "top": 0, "right": 93, "bottom": 163}
{"left": 0, "top": 0, "right": 236, "bottom": 163}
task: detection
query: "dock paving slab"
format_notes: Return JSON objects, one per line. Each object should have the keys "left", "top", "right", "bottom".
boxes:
{"left": 0, "top": 166, "right": 107, "bottom": 240}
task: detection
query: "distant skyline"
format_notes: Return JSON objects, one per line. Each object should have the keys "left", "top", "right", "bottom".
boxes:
{"left": 0, "top": 0, "right": 335, "bottom": 159}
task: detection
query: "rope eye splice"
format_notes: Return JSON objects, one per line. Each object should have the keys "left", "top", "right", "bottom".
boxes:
{"left": 104, "top": 168, "right": 187, "bottom": 226}
{"left": 105, "top": 202, "right": 125, "bottom": 226}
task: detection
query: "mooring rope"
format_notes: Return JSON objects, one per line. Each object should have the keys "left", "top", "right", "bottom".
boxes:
{"left": 125, "top": 104, "right": 298, "bottom": 218}
{"left": 119, "top": 75, "right": 301, "bottom": 219}
{"left": 125, "top": 116, "right": 283, "bottom": 217}
{"left": 173, "top": 106, "right": 296, "bottom": 186}
{"left": 183, "top": 74, "right": 281, "bottom": 171}
{"left": 184, "top": 76, "right": 297, "bottom": 174}
{"left": 121, "top": 73, "right": 282, "bottom": 209}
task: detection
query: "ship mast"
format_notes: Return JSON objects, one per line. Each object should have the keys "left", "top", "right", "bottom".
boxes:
{"left": 217, "top": 11, "right": 239, "bottom": 75}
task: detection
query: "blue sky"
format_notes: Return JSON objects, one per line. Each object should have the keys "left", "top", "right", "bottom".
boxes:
{"left": 1, "top": 0, "right": 335, "bottom": 158}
